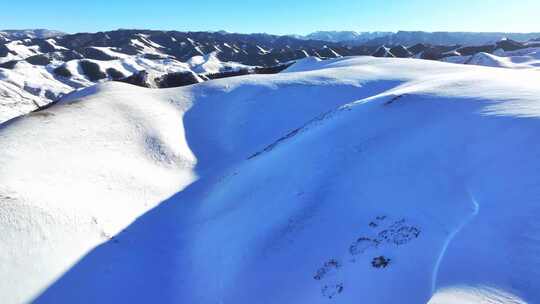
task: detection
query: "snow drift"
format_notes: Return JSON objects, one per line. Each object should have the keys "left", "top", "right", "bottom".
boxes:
{"left": 1, "top": 57, "right": 539, "bottom": 304}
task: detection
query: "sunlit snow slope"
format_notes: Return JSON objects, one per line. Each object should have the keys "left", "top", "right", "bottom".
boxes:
{"left": 1, "top": 57, "right": 539, "bottom": 304}
{"left": 443, "top": 47, "right": 540, "bottom": 71}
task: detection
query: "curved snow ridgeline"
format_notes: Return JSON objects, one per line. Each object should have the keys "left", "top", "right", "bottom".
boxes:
{"left": 443, "top": 47, "right": 540, "bottom": 71}
{"left": 1, "top": 57, "right": 539, "bottom": 303}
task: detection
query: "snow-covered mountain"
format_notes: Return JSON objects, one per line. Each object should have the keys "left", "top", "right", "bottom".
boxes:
{"left": 292, "top": 31, "right": 540, "bottom": 46}
{"left": 362, "top": 31, "right": 540, "bottom": 46}
{"left": 0, "top": 29, "right": 65, "bottom": 41}
{"left": 2, "top": 29, "right": 540, "bottom": 125}
{"left": 0, "top": 29, "right": 346, "bottom": 123}
{"left": 297, "top": 31, "right": 392, "bottom": 43}
{"left": 1, "top": 56, "right": 539, "bottom": 303}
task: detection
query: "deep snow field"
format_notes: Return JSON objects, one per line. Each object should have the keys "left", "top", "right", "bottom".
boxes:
{"left": 1, "top": 56, "right": 539, "bottom": 303}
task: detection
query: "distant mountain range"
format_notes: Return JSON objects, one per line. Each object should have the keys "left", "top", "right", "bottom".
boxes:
{"left": 0, "top": 29, "right": 347, "bottom": 66}
{"left": 0, "top": 29, "right": 65, "bottom": 41}
{"left": 4, "top": 28, "right": 539, "bottom": 46}
{"left": 291, "top": 31, "right": 392, "bottom": 43}
{"left": 293, "top": 30, "right": 540, "bottom": 46}
{"left": 361, "top": 31, "right": 540, "bottom": 46}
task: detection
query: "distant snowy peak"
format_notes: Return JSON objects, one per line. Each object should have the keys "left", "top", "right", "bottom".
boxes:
{"left": 301, "top": 31, "right": 392, "bottom": 43}
{"left": 306, "top": 31, "right": 362, "bottom": 42}
{"left": 0, "top": 29, "right": 65, "bottom": 41}
{"left": 364, "top": 31, "right": 540, "bottom": 46}
{"left": 292, "top": 31, "right": 540, "bottom": 46}
{"left": 367, "top": 39, "right": 540, "bottom": 61}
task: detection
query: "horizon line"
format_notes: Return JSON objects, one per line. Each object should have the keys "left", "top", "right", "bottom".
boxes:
{"left": 3, "top": 28, "right": 540, "bottom": 37}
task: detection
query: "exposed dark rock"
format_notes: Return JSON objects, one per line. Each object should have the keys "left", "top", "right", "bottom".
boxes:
{"left": 142, "top": 53, "right": 169, "bottom": 60}
{"left": 495, "top": 39, "right": 525, "bottom": 51}
{"left": 26, "top": 54, "right": 51, "bottom": 66}
{"left": 205, "top": 68, "right": 251, "bottom": 80}
{"left": 0, "top": 60, "right": 18, "bottom": 69}
{"left": 316, "top": 47, "right": 342, "bottom": 58}
{"left": 456, "top": 45, "right": 495, "bottom": 56}
{"left": 117, "top": 70, "right": 154, "bottom": 87}
{"left": 33, "top": 39, "right": 57, "bottom": 53}
{"left": 254, "top": 63, "right": 293, "bottom": 74}
{"left": 106, "top": 68, "right": 125, "bottom": 80}
{"left": 0, "top": 44, "right": 11, "bottom": 57}
{"left": 79, "top": 60, "right": 107, "bottom": 81}
{"left": 157, "top": 71, "right": 202, "bottom": 87}
{"left": 408, "top": 43, "right": 428, "bottom": 55}
{"left": 389, "top": 45, "right": 412, "bottom": 58}
{"left": 419, "top": 45, "right": 461, "bottom": 60}
{"left": 117, "top": 62, "right": 291, "bottom": 89}
{"left": 80, "top": 47, "right": 118, "bottom": 61}
{"left": 372, "top": 46, "right": 394, "bottom": 57}
{"left": 117, "top": 70, "right": 202, "bottom": 88}
{"left": 53, "top": 65, "right": 72, "bottom": 78}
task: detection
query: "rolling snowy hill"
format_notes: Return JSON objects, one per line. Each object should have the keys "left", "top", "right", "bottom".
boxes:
{"left": 442, "top": 47, "right": 540, "bottom": 71}
{"left": 1, "top": 56, "right": 539, "bottom": 303}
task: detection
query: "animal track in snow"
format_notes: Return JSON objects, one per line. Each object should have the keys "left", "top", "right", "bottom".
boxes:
{"left": 349, "top": 237, "right": 380, "bottom": 256}
{"left": 312, "top": 215, "right": 421, "bottom": 298}
{"left": 322, "top": 283, "right": 344, "bottom": 299}
{"left": 371, "top": 256, "right": 391, "bottom": 268}
{"left": 314, "top": 259, "right": 341, "bottom": 280}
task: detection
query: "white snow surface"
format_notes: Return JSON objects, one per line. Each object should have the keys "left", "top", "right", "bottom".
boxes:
{"left": 2, "top": 40, "right": 41, "bottom": 61}
{"left": 1, "top": 57, "right": 540, "bottom": 304}
{"left": 442, "top": 47, "right": 540, "bottom": 71}
{"left": 88, "top": 46, "right": 132, "bottom": 59}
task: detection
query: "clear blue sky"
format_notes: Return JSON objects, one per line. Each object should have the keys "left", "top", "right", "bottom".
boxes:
{"left": 3, "top": 0, "right": 540, "bottom": 34}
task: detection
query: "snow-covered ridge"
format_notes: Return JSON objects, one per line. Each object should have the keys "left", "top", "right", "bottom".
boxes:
{"left": 1, "top": 57, "right": 539, "bottom": 303}
{"left": 442, "top": 47, "right": 540, "bottom": 71}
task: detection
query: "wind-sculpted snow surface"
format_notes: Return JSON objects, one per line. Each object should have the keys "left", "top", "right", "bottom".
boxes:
{"left": 1, "top": 57, "right": 540, "bottom": 303}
